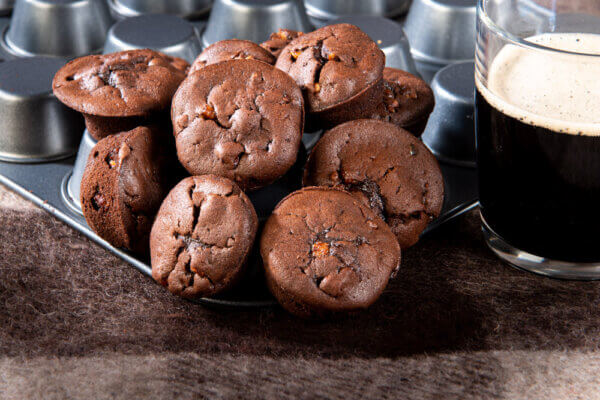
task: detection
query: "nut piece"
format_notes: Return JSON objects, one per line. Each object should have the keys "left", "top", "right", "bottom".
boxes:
{"left": 312, "top": 241, "right": 330, "bottom": 258}
{"left": 201, "top": 104, "right": 216, "bottom": 120}
{"left": 277, "top": 30, "right": 291, "bottom": 40}
{"left": 290, "top": 50, "right": 301, "bottom": 60}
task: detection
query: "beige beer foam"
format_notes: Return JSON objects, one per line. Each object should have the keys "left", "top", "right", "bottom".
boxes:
{"left": 476, "top": 33, "right": 600, "bottom": 136}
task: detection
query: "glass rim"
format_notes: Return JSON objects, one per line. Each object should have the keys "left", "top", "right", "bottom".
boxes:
{"left": 478, "top": 0, "right": 600, "bottom": 58}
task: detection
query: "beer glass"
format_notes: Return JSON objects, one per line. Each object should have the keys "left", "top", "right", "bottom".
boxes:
{"left": 475, "top": 0, "right": 600, "bottom": 278}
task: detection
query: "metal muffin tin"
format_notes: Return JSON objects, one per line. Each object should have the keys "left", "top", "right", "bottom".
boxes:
{"left": 422, "top": 61, "right": 476, "bottom": 167}
{"left": 404, "top": 0, "right": 476, "bottom": 82}
{"left": 0, "top": 57, "right": 84, "bottom": 162}
{"left": 103, "top": 14, "right": 202, "bottom": 63}
{"left": 108, "top": 0, "right": 213, "bottom": 20}
{"left": 2, "top": 0, "right": 112, "bottom": 58}
{"left": 305, "top": 0, "right": 411, "bottom": 27}
{"left": 202, "top": 0, "right": 313, "bottom": 46}
{"left": 0, "top": 0, "right": 478, "bottom": 308}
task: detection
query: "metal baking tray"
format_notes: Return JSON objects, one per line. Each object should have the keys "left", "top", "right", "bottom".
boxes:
{"left": 0, "top": 157, "right": 477, "bottom": 308}
{"left": 0, "top": 0, "right": 479, "bottom": 308}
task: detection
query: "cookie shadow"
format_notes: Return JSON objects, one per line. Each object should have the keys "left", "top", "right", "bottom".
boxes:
{"left": 204, "top": 219, "right": 486, "bottom": 359}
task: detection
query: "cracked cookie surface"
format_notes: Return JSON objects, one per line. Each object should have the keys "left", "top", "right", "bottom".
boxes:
{"left": 275, "top": 24, "right": 384, "bottom": 114}
{"left": 150, "top": 175, "right": 258, "bottom": 299}
{"left": 80, "top": 126, "right": 175, "bottom": 254}
{"left": 53, "top": 49, "right": 188, "bottom": 117}
{"left": 188, "top": 39, "right": 276, "bottom": 75}
{"left": 303, "top": 119, "right": 444, "bottom": 249}
{"left": 260, "top": 186, "right": 400, "bottom": 318}
{"left": 261, "top": 29, "right": 303, "bottom": 58}
{"left": 172, "top": 59, "right": 304, "bottom": 191}
{"left": 370, "top": 68, "right": 435, "bottom": 137}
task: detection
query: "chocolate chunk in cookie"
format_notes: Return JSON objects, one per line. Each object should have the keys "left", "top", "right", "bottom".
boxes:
{"left": 172, "top": 59, "right": 304, "bottom": 191}
{"left": 80, "top": 126, "right": 176, "bottom": 253}
{"left": 150, "top": 175, "right": 258, "bottom": 299}
{"left": 260, "top": 29, "right": 303, "bottom": 58}
{"left": 53, "top": 49, "right": 188, "bottom": 140}
{"left": 303, "top": 119, "right": 444, "bottom": 249}
{"left": 260, "top": 186, "right": 401, "bottom": 318}
{"left": 188, "top": 39, "right": 275, "bottom": 75}
{"left": 370, "top": 68, "right": 435, "bottom": 137}
{"left": 275, "top": 24, "right": 384, "bottom": 128}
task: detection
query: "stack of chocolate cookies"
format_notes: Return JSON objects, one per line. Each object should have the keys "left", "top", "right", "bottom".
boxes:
{"left": 52, "top": 23, "right": 443, "bottom": 318}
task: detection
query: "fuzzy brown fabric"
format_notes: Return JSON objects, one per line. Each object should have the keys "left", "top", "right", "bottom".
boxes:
{"left": 2, "top": 183, "right": 600, "bottom": 399}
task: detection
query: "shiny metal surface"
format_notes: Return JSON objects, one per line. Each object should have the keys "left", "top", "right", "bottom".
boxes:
{"left": 305, "top": 0, "right": 410, "bottom": 21}
{"left": 331, "top": 15, "right": 418, "bottom": 75}
{"left": 0, "top": 57, "right": 83, "bottom": 162}
{"left": 64, "top": 130, "right": 95, "bottom": 214}
{"left": 0, "top": 0, "right": 13, "bottom": 16}
{"left": 404, "top": 0, "right": 476, "bottom": 81}
{"left": 3, "top": 0, "right": 112, "bottom": 57}
{"left": 202, "top": 0, "right": 313, "bottom": 47}
{"left": 0, "top": 17, "right": 11, "bottom": 60}
{"left": 103, "top": 14, "right": 202, "bottom": 63}
{"left": 422, "top": 61, "right": 475, "bottom": 168}
{"left": 108, "top": 0, "right": 212, "bottom": 19}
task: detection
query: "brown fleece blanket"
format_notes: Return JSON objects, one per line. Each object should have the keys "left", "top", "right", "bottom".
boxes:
{"left": 1, "top": 184, "right": 600, "bottom": 399}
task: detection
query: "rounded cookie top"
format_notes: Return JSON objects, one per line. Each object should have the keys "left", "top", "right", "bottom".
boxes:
{"left": 53, "top": 49, "right": 189, "bottom": 117}
{"left": 260, "top": 186, "right": 401, "bottom": 318}
{"left": 371, "top": 68, "right": 435, "bottom": 135}
{"left": 172, "top": 59, "right": 304, "bottom": 191}
{"left": 150, "top": 175, "right": 258, "bottom": 299}
{"left": 275, "top": 24, "right": 384, "bottom": 113}
{"left": 80, "top": 126, "right": 173, "bottom": 253}
{"left": 189, "top": 39, "right": 276, "bottom": 75}
{"left": 303, "top": 119, "right": 444, "bottom": 249}
{"left": 260, "top": 29, "right": 303, "bottom": 58}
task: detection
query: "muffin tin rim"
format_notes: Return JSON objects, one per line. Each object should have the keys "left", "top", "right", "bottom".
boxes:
{"left": 304, "top": 0, "right": 411, "bottom": 21}
{"left": 108, "top": 0, "right": 213, "bottom": 19}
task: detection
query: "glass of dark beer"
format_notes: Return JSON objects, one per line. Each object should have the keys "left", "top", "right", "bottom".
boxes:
{"left": 476, "top": 0, "right": 600, "bottom": 278}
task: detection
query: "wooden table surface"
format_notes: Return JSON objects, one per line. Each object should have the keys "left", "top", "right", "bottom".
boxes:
{"left": 1, "top": 182, "right": 599, "bottom": 399}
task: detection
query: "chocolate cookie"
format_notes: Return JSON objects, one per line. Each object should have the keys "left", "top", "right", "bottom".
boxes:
{"left": 172, "top": 59, "right": 304, "bottom": 191}
{"left": 188, "top": 39, "right": 276, "bottom": 75}
{"left": 260, "top": 29, "right": 303, "bottom": 58}
{"left": 371, "top": 68, "right": 435, "bottom": 137}
{"left": 150, "top": 175, "right": 258, "bottom": 299}
{"left": 303, "top": 119, "right": 444, "bottom": 249}
{"left": 53, "top": 49, "right": 188, "bottom": 140}
{"left": 275, "top": 24, "right": 385, "bottom": 128}
{"left": 80, "top": 126, "right": 175, "bottom": 253}
{"left": 261, "top": 186, "right": 401, "bottom": 318}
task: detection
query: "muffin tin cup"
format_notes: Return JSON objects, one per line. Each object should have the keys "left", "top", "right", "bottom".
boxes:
{"left": 103, "top": 14, "right": 202, "bottom": 63}
{"left": 108, "top": 0, "right": 212, "bottom": 20}
{"left": 0, "top": 57, "right": 83, "bottom": 162}
{"left": 422, "top": 61, "right": 476, "bottom": 167}
{"left": 404, "top": 0, "right": 476, "bottom": 81}
{"left": 202, "top": 0, "right": 313, "bottom": 47}
{"left": 331, "top": 15, "right": 419, "bottom": 75}
{"left": 64, "top": 130, "right": 96, "bottom": 214}
{"left": 305, "top": 0, "right": 411, "bottom": 22}
{"left": 2, "top": 0, "right": 112, "bottom": 58}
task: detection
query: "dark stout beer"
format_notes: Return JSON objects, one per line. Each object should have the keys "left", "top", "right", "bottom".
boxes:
{"left": 476, "top": 33, "right": 600, "bottom": 262}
